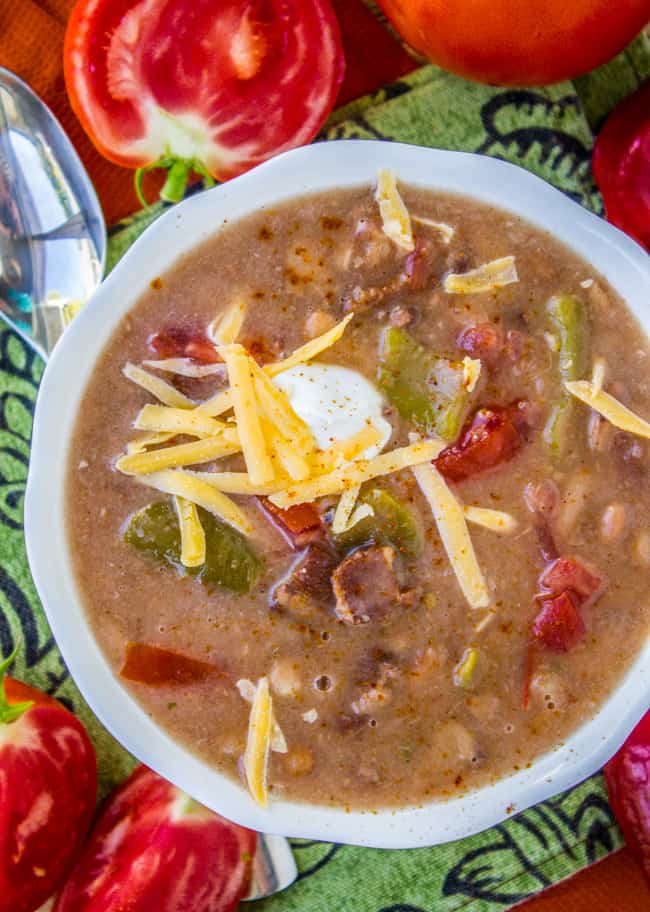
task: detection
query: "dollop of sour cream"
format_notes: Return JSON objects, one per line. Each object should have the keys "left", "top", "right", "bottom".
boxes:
{"left": 273, "top": 363, "right": 392, "bottom": 459}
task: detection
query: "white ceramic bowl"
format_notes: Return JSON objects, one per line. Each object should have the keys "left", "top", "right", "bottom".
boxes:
{"left": 26, "top": 141, "right": 650, "bottom": 848}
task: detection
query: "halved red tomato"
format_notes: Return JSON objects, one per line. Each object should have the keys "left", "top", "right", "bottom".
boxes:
{"left": 0, "top": 654, "right": 97, "bottom": 912}
{"left": 54, "top": 765, "right": 256, "bottom": 912}
{"left": 64, "top": 0, "right": 345, "bottom": 200}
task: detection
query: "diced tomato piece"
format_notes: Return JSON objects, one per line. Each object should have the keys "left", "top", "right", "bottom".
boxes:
{"left": 539, "top": 556, "right": 606, "bottom": 607}
{"left": 120, "top": 643, "right": 224, "bottom": 685}
{"left": 435, "top": 401, "right": 534, "bottom": 483}
{"left": 148, "top": 326, "right": 221, "bottom": 363}
{"left": 259, "top": 498, "right": 323, "bottom": 549}
{"left": 604, "top": 710, "right": 650, "bottom": 884}
{"left": 532, "top": 591, "right": 586, "bottom": 653}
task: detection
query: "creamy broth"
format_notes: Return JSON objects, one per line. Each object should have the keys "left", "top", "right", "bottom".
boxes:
{"left": 67, "top": 183, "right": 650, "bottom": 809}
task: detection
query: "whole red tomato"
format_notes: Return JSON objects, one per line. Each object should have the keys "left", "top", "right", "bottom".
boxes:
{"left": 0, "top": 652, "right": 97, "bottom": 912}
{"left": 55, "top": 765, "right": 257, "bottom": 912}
{"left": 377, "top": 1, "right": 650, "bottom": 86}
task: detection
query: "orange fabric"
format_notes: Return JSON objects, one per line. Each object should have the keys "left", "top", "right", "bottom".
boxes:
{"left": 0, "top": 1, "right": 648, "bottom": 909}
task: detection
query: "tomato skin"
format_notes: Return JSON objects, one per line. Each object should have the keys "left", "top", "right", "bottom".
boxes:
{"left": 377, "top": 1, "right": 650, "bottom": 86}
{"left": 55, "top": 765, "right": 257, "bottom": 912}
{"left": 434, "top": 401, "right": 533, "bottom": 483}
{"left": 64, "top": 0, "right": 344, "bottom": 180}
{"left": 593, "top": 80, "right": 650, "bottom": 252}
{"left": 0, "top": 678, "right": 97, "bottom": 912}
{"left": 604, "top": 711, "right": 650, "bottom": 884}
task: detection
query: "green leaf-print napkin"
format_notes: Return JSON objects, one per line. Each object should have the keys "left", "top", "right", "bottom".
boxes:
{"left": 3, "top": 30, "right": 648, "bottom": 912}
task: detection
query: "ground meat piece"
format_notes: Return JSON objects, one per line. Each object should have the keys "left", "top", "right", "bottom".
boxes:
{"left": 331, "top": 545, "right": 416, "bottom": 625}
{"left": 271, "top": 545, "right": 337, "bottom": 618}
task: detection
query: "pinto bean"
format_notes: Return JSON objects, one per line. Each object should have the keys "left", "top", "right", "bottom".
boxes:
{"left": 556, "top": 470, "right": 592, "bottom": 538}
{"left": 634, "top": 531, "right": 650, "bottom": 567}
{"left": 285, "top": 746, "right": 314, "bottom": 775}
{"left": 432, "top": 720, "right": 482, "bottom": 766}
{"left": 305, "top": 309, "right": 336, "bottom": 339}
{"left": 529, "top": 669, "right": 568, "bottom": 711}
{"left": 600, "top": 503, "right": 627, "bottom": 543}
{"left": 270, "top": 658, "right": 302, "bottom": 698}
{"left": 587, "top": 410, "right": 612, "bottom": 453}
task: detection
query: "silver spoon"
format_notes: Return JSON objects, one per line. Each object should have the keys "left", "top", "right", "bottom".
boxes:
{"left": 0, "top": 67, "right": 297, "bottom": 901}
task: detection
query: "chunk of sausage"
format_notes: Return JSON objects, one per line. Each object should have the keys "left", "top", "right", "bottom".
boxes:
{"left": 271, "top": 545, "right": 337, "bottom": 618}
{"left": 332, "top": 545, "right": 415, "bottom": 625}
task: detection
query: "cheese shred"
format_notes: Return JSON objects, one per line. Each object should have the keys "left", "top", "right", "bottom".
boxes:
{"left": 116, "top": 434, "right": 241, "bottom": 476}
{"left": 374, "top": 169, "right": 415, "bottom": 251}
{"left": 444, "top": 256, "right": 518, "bottom": 295}
{"left": 134, "top": 404, "right": 229, "bottom": 438}
{"left": 136, "top": 469, "right": 252, "bottom": 534}
{"left": 123, "top": 363, "right": 194, "bottom": 408}
{"left": 209, "top": 297, "right": 247, "bottom": 345}
{"left": 463, "top": 505, "right": 518, "bottom": 534}
{"left": 265, "top": 314, "right": 354, "bottom": 378}
{"left": 242, "top": 677, "right": 273, "bottom": 807}
{"left": 269, "top": 439, "right": 444, "bottom": 508}
{"left": 412, "top": 462, "right": 490, "bottom": 609}
{"left": 174, "top": 496, "right": 206, "bottom": 567}
{"left": 565, "top": 379, "right": 650, "bottom": 440}
{"left": 220, "top": 345, "right": 275, "bottom": 485}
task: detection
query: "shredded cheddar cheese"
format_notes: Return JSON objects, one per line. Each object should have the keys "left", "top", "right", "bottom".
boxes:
{"left": 143, "top": 358, "right": 225, "bottom": 378}
{"left": 262, "top": 419, "right": 311, "bottom": 482}
{"left": 220, "top": 344, "right": 275, "bottom": 485}
{"left": 461, "top": 357, "right": 482, "bottom": 393}
{"left": 309, "top": 424, "right": 383, "bottom": 475}
{"left": 136, "top": 469, "right": 252, "bottom": 534}
{"left": 332, "top": 485, "right": 361, "bottom": 534}
{"left": 463, "top": 505, "right": 517, "bottom": 534}
{"left": 374, "top": 169, "right": 415, "bottom": 252}
{"left": 125, "top": 431, "right": 177, "bottom": 455}
{"left": 251, "top": 361, "right": 315, "bottom": 451}
{"left": 265, "top": 314, "right": 354, "bottom": 378}
{"left": 236, "top": 678, "right": 288, "bottom": 753}
{"left": 134, "top": 404, "right": 230, "bottom": 438}
{"left": 174, "top": 496, "right": 206, "bottom": 567}
{"left": 412, "top": 214, "right": 455, "bottom": 243}
{"left": 269, "top": 439, "right": 444, "bottom": 508}
{"left": 242, "top": 677, "right": 273, "bottom": 807}
{"left": 116, "top": 434, "right": 241, "bottom": 476}
{"left": 565, "top": 379, "right": 650, "bottom": 440}
{"left": 196, "top": 388, "right": 234, "bottom": 417}
{"left": 123, "top": 363, "right": 194, "bottom": 408}
{"left": 209, "top": 297, "right": 247, "bottom": 345}
{"left": 412, "top": 461, "right": 489, "bottom": 609}
{"left": 191, "top": 471, "right": 288, "bottom": 496}
{"left": 444, "top": 256, "right": 518, "bottom": 295}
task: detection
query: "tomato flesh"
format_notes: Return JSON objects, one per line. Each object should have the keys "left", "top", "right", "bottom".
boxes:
{"left": 64, "top": 0, "right": 344, "bottom": 180}
{"left": 0, "top": 678, "right": 96, "bottom": 912}
{"left": 259, "top": 498, "right": 323, "bottom": 549}
{"left": 532, "top": 590, "right": 586, "bottom": 652}
{"left": 434, "top": 401, "right": 533, "bottom": 483}
{"left": 54, "top": 765, "right": 257, "bottom": 912}
{"left": 149, "top": 326, "right": 221, "bottom": 363}
{"left": 120, "top": 643, "right": 224, "bottom": 686}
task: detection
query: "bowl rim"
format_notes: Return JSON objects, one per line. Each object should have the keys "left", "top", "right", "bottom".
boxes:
{"left": 25, "top": 140, "right": 650, "bottom": 849}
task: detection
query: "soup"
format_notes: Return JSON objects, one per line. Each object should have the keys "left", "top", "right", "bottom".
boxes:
{"left": 67, "top": 174, "right": 650, "bottom": 810}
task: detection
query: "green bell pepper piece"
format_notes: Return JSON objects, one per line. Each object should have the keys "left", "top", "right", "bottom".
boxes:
{"left": 334, "top": 486, "right": 421, "bottom": 558}
{"left": 543, "top": 294, "right": 588, "bottom": 458}
{"left": 124, "top": 501, "right": 260, "bottom": 594}
{"left": 378, "top": 327, "right": 469, "bottom": 440}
